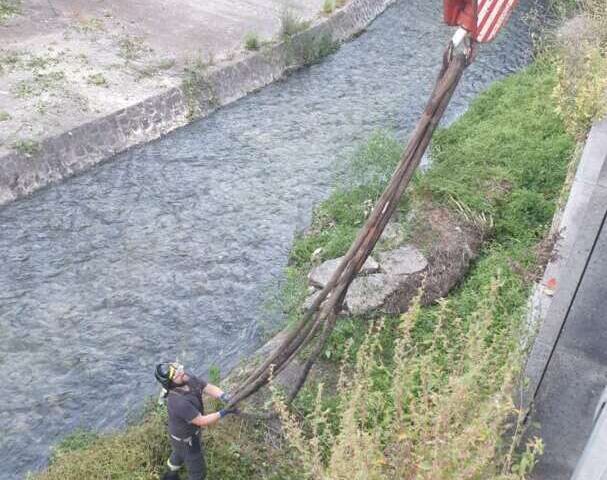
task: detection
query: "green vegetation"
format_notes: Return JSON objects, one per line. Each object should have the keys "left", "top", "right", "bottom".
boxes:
{"left": 25, "top": 54, "right": 59, "bottom": 71}
{"left": 290, "top": 132, "right": 404, "bottom": 268}
{"left": 17, "top": 0, "right": 605, "bottom": 478}
{"left": 73, "top": 17, "right": 105, "bottom": 34}
{"left": 288, "top": 64, "right": 572, "bottom": 274}
{"left": 322, "top": 0, "right": 348, "bottom": 14}
{"left": 323, "top": 0, "right": 335, "bottom": 14}
{"left": 0, "top": 0, "right": 20, "bottom": 23}
{"left": 155, "top": 58, "right": 176, "bottom": 71}
{"left": 0, "top": 49, "right": 21, "bottom": 75}
{"left": 278, "top": 8, "right": 338, "bottom": 67}
{"left": 280, "top": 10, "right": 310, "bottom": 39}
{"left": 0, "top": 50, "right": 61, "bottom": 76}
{"left": 322, "top": 0, "right": 348, "bottom": 15}
{"left": 11, "top": 71, "right": 65, "bottom": 98}
{"left": 86, "top": 73, "right": 108, "bottom": 87}
{"left": 245, "top": 32, "right": 261, "bottom": 51}
{"left": 419, "top": 63, "right": 572, "bottom": 244}
{"left": 34, "top": 57, "right": 576, "bottom": 479}
{"left": 32, "top": 402, "right": 301, "bottom": 480}
{"left": 0, "top": 110, "right": 10, "bottom": 121}
{"left": 118, "top": 36, "right": 152, "bottom": 62}
{"left": 270, "top": 60, "right": 573, "bottom": 480}
{"left": 12, "top": 139, "right": 40, "bottom": 157}
{"left": 181, "top": 56, "right": 218, "bottom": 120}
{"left": 278, "top": 269, "right": 544, "bottom": 479}
{"left": 31, "top": 404, "right": 170, "bottom": 480}
{"left": 49, "top": 430, "right": 99, "bottom": 464}
{"left": 134, "top": 58, "right": 176, "bottom": 80}
{"left": 298, "top": 33, "right": 339, "bottom": 66}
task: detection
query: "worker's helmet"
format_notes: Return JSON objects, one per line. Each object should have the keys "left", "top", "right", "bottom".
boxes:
{"left": 155, "top": 362, "right": 184, "bottom": 390}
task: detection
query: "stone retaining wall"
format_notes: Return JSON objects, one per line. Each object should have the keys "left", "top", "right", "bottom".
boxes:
{"left": 0, "top": 0, "right": 395, "bottom": 206}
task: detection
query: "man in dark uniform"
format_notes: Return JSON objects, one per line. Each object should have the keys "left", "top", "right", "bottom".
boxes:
{"left": 155, "top": 361, "right": 238, "bottom": 480}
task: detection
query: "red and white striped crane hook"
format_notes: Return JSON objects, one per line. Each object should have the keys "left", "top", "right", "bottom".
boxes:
{"left": 444, "top": 0, "right": 519, "bottom": 46}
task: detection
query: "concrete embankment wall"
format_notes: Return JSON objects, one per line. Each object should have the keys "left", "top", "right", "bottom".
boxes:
{"left": 0, "top": 0, "right": 394, "bottom": 206}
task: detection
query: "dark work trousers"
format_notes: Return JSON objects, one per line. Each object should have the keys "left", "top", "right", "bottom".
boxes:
{"left": 168, "top": 434, "right": 207, "bottom": 480}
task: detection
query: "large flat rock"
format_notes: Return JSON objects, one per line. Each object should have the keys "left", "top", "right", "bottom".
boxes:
{"left": 377, "top": 245, "right": 427, "bottom": 276}
{"left": 344, "top": 273, "right": 402, "bottom": 316}
{"left": 308, "top": 255, "right": 379, "bottom": 288}
{"left": 377, "top": 221, "right": 408, "bottom": 250}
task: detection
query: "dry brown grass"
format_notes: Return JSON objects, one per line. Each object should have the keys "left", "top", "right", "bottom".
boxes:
{"left": 553, "top": 0, "right": 607, "bottom": 138}
{"left": 273, "top": 284, "right": 543, "bottom": 480}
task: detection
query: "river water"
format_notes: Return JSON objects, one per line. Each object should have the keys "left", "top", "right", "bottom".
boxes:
{"left": 0, "top": 1, "right": 539, "bottom": 477}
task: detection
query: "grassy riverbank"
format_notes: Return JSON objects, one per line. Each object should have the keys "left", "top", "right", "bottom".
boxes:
{"left": 32, "top": 54, "right": 577, "bottom": 479}
{"left": 274, "top": 59, "right": 574, "bottom": 479}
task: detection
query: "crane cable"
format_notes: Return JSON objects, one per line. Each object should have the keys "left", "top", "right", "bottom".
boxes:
{"left": 228, "top": 38, "right": 478, "bottom": 409}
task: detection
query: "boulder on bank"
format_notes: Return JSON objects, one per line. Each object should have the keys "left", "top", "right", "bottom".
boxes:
{"left": 302, "top": 204, "right": 486, "bottom": 317}
{"left": 344, "top": 273, "right": 402, "bottom": 315}
{"left": 308, "top": 255, "right": 379, "bottom": 289}
{"left": 383, "top": 205, "right": 484, "bottom": 313}
{"left": 304, "top": 244, "right": 429, "bottom": 316}
{"left": 376, "top": 245, "right": 427, "bottom": 276}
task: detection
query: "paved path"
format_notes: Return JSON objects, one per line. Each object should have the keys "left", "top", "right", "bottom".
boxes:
{"left": 0, "top": 0, "right": 323, "bottom": 157}
{"left": 526, "top": 119, "right": 607, "bottom": 479}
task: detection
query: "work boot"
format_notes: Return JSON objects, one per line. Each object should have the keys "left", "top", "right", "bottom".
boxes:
{"left": 161, "top": 470, "right": 180, "bottom": 480}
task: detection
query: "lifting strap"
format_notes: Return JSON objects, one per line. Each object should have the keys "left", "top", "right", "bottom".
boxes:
{"left": 228, "top": 40, "right": 478, "bottom": 409}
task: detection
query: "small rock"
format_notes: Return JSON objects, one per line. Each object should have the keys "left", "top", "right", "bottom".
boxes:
{"left": 377, "top": 245, "right": 427, "bottom": 276}
{"left": 302, "top": 289, "right": 323, "bottom": 311}
{"left": 378, "top": 222, "right": 407, "bottom": 249}
{"left": 344, "top": 274, "right": 402, "bottom": 315}
{"left": 310, "top": 247, "right": 324, "bottom": 265}
{"left": 308, "top": 255, "right": 379, "bottom": 289}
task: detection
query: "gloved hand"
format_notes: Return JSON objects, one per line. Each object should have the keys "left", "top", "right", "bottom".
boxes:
{"left": 219, "top": 392, "right": 231, "bottom": 403}
{"left": 219, "top": 407, "right": 240, "bottom": 418}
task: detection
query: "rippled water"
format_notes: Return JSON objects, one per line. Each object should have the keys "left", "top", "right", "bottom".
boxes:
{"left": 0, "top": 1, "right": 539, "bottom": 477}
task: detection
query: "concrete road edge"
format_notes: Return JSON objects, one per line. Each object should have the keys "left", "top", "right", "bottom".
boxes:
{"left": 522, "top": 117, "right": 607, "bottom": 410}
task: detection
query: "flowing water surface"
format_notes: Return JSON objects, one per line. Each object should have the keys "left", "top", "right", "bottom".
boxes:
{"left": 0, "top": 1, "right": 540, "bottom": 476}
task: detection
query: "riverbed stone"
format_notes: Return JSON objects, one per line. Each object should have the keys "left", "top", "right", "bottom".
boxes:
{"left": 377, "top": 221, "right": 408, "bottom": 250}
{"left": 302, "top": 289, "right": 323, "bottom": 311}
{"left": 344, "top": 273, "right": 402, "bottom": 315}
{"left": 377, "top": 245, "right": 427, "bottom": 276}
{"left": 308, "top": 255, "right": 380, "bottom": 289}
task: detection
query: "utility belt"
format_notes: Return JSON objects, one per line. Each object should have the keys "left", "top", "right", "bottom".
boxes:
{"left": 170, "top": 429, "right": 199, "bottom": 447}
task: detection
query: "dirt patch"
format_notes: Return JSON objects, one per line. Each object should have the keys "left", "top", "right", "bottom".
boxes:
{"left": 383, "top": 202, "right": 485, "bottom": 312}
{"left": 508, "top": 228, "right": 561, "bottom": 284}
